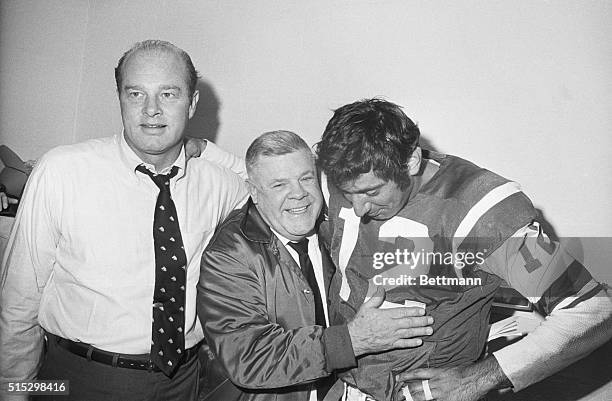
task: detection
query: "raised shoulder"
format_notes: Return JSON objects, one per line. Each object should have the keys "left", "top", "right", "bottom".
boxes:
{"left": 38, "top": 136, "right": 118, "bottom": 172}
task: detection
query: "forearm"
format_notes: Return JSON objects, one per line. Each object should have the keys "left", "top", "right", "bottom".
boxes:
{"left": 0, "top": 233, "right": 46, "bottom": 393}
{"left": 0, "top": 314, "right": 45, "bottom": 389}
{"left": 493, "top": 287, "right": 612, "bottom": 391}
{"left": 396, "top": 352, "right": 512, "bottom": 401}
{"left": 463, "top": 356, "right": 512, "bottom": 397}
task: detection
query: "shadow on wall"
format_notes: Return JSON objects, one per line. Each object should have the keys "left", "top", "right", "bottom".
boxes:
{"left": 185, "top": 79, "right": 220, "bottom": 142}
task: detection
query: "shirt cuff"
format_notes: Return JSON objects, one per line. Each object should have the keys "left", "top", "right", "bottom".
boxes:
{"left": 322, "top": 324, "right": 357, "bottom": 372}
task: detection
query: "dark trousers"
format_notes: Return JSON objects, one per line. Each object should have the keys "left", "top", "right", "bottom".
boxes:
{"left": 35, "top": 335, "right": 200, "bottom": 401}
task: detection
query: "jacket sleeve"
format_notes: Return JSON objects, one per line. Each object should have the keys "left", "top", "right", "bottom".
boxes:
{"left": 197, "top": 238, "right": 354, "bottom": 389}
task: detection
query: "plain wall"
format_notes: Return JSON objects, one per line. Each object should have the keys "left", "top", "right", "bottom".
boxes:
{"left": 1, "top": 0, "right": 611, "bottom": 279}
{"left": 0, "top": 0, "right": 89, "bottom": 158}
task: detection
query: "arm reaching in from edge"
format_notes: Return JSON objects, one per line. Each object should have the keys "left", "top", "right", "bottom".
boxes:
{"left": 0, "top": 191, "right": 18, "bottom": 211}
{"left": 396, "top": 357, "right": 510, "bottom": 401}
{"left": 184, "top": 138, "right": 247, "bottom": 178}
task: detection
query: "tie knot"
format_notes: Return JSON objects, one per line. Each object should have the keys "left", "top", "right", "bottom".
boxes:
{"left": 288, "top": 239, "right": 309, "bottom": 256}
{"left": 136, "top": 165, "right": 179, "bottom": 190}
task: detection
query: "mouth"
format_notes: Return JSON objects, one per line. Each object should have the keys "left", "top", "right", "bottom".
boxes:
{"left": 140, "top": 123, "right": 167, "bottom": 129}
{"left": 367, "top": 209, "right": 383, "bottom": 218}
{"left": 285, "top": 205, "right": 310, "bottom": 215}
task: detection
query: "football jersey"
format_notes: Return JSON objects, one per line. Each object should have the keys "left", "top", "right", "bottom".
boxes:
{"left": 322, "top": 150, "right": 538, "bottom": 400}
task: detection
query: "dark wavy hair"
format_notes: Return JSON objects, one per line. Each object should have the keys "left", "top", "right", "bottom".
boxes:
{"left": 114, "top": 40, "right": 199, "bottom": 97}
{"left": 315, "top": 98, "right": 420, "bottom": 189}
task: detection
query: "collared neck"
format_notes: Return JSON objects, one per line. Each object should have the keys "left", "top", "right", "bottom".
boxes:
{"left": 117, "top": 131, "right": 186, "bottom": 178}
{"left": 271, "top": 227, "right": 318, "bottom": 250}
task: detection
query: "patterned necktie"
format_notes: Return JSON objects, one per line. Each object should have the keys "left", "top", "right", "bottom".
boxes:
{"left": 136, "top": 165, "right": 187, "bottom": 377}
{"left": 287, "top": 239, "right": 326, "bottom": 327}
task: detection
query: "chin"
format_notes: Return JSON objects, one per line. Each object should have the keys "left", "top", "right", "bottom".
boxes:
{"left": 286, "top": 225, "right": 315, "bottom": 238}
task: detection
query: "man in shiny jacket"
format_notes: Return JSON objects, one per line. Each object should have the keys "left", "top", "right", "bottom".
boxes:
{"left": 197, "top": 131, "right": 434, "bottom": 401}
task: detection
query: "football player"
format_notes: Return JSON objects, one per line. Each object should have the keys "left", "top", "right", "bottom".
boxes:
{"left": 315, "top": 98, "right": 612, "bottom": 401}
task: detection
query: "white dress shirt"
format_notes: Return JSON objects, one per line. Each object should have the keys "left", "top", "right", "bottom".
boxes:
{"left": 0, "top": 134, "right": 248, "bottom": 386}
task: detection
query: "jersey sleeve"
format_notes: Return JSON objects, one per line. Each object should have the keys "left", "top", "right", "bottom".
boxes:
{"left": 482, "top": 221, "right": 603, "bottom": 313}
{"left": 482, "top": 222, "right": 612, "bottom": 390}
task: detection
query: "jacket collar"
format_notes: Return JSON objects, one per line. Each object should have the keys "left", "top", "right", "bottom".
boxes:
{"left": 240, "top": 198, "right": 275, "bottom": 243}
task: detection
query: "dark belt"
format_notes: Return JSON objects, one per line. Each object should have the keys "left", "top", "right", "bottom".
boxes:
{"left": 52, "top": 334, "right": 200, "bottom": 372}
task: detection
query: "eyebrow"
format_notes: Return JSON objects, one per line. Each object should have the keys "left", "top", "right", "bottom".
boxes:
{"left": 123, "top": 85, "right": 182, "bottom": 92}
{"left": 159, "top": 85, "right": 182, "bottom": 92}
{"left": 343, "top": 182, "right": 385, "bottom": 194}
{"left": 269, "top": 178, "right": 288, "bottom": 183}
{"left": 266, "top": 170, "right": 315, "bottom": 184}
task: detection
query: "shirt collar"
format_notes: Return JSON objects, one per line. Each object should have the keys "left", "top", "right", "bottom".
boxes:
{"left": 117, "top": 131, "right": 186, "bottom": 177}
{"left": 271, "top": 228, "right": 318, "bottom": 249}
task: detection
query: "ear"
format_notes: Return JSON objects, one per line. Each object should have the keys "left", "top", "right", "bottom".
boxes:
{"left": 246, "top": 179, "right": 258, "bottom": 204}
{"left": 188, "top": 90, "right": 199, "bottom": 119}
{"left": 407, "top": 146, "right": 422, "bottom": 176}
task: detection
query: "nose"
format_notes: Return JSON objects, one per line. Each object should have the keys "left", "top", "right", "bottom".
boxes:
{"left": 288, "top": 181, "right": 308, "bottom": 199}
{"left": 349, "top": 194, "right": 372, "bottom": 217}
{"left": 143, "top": 96, "right": 161, "bottom": 117}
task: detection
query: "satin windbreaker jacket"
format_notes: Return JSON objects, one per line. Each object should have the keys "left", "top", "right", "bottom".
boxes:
{"left": 197, "top": 200, "right": 356, "bottom": 401}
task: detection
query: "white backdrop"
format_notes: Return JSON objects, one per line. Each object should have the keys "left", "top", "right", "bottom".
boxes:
{"left": 1, "top": 0, "right": 611, "bottom": 279}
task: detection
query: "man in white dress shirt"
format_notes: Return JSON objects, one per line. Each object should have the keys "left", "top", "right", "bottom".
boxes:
{"left": 0, "top": 40, "right": 248, "bottom": 400}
